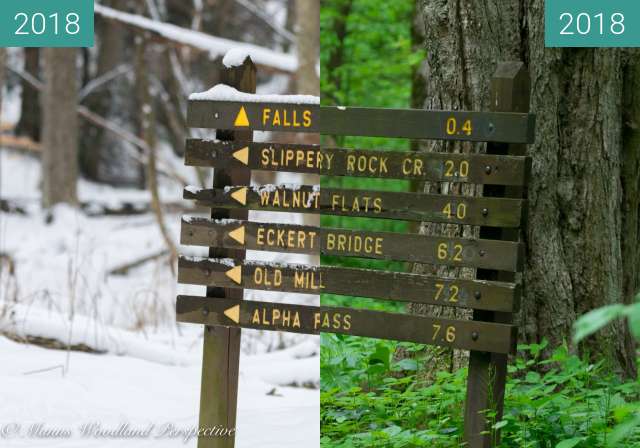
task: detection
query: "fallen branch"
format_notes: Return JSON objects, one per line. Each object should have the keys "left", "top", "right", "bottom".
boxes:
{"left": 107, "top": 249, "right": 169, "bottom": 276}
{"left": 0, "top": 135, "right": 41, "bottom": 153}
{"left": 1, "top": 196, "right": 195, "bottom": 217}
{"left": 0, "top": 199, "right": 27, "bottom": 215}
{"left": 81, "top": 200, "right": 193, "bottom": 217}
{"left": 1, "top": 331, "right": 105, "bottom": 354}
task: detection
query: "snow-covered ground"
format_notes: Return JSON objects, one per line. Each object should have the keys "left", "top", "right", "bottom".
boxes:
{"left": 0, "top": 142, "right": 319, "bottom": 446}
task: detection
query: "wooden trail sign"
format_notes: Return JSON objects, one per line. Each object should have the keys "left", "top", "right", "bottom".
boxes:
{"left": 183, "top": 185, "right": 526, "bottom": 227}
{"left": 178, "top": 257, "right": 520, "bottom": 313}
{"left": 181, "top": 217, "right": 524, "bottom": 271}
{"left": 177, "top": 57, "right": 534, "bottom": 448}
{"left": 187, "top": 100, "right": 535, "bottom": 143}
{"left": 185, "top": 139, "right": 531, "bottom": 186}
{"left": 176, "top": 296, "right": 517, "bottom": 354}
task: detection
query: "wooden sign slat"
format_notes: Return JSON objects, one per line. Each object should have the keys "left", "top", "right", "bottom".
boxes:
{"left": 178, "top": 256, "right": 520, "bottom": 313}
{"left": 321, "top": 106, "right": 535, "bottom": 143}
{"left": 176, "top": 295, "right": 517, "bottom": 354}
{"left": 183, "top": 185, "right": 525, "bottom": 228}
{"left": 188, "top": 100, "right": 318, "bottom": 132}
{"left": 187, "top": 100, "right": 534, "bottom": 143}
{"left": 185, "top": 140, "right": 531, "bottom": 187}
{"left": 180, "top": 217, "right": 524, "bottom": 272}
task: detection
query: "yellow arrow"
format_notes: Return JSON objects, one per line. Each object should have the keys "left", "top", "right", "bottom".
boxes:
{"left": 230, "top": 187, "right": 247, "bottom": 205}
{"left": 224, "top": 305, "right": 240, "bottom": 324}
{"left": 232, "top": 147, "right": 249, "bottom": 165}
{"left": 228, "top": 226, "right": 245, "bottom": 245}
{"left": 234, "top": 107, "right": 250, "bottom": 127}
{"left": 225, "top": 265, "right": 242, "bottom": 285}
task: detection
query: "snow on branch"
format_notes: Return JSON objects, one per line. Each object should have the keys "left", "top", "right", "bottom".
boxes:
{"left": 189, "top": 84, "right": 320, "bottom": 104}
{"left": 94, "top": 4, "right": 297, "bottom": 73}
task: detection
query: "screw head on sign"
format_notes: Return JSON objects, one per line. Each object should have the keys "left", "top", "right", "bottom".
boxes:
{"left": 472, "top": 332, "right": 479, "bottom": 341}
{"left": 214, "top": 112, "right": 220, "bottom": 119}
{"left": 474, "top": 291, "right": 482, "bottom": 300}
{"left": 479, "top": 250, "right": 486, "bottom": 257}
{"left": 485, "top": 165, "right": 492, "bottom": 175}
{"left": 482, "top": 208, "right": 489, "bottom": 217}
{"left": 205, "top": 269, "right": 211, "bottom": 277}
{"left": 202, "top": 308, "right": 209, "bottom": 316}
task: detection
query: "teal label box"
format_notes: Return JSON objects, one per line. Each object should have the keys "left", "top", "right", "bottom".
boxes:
{"left": 0, "top": 0, "right": 94, "bottom": 47}
{"left": 546, "top": 0, "right": 640, "bottom": 47}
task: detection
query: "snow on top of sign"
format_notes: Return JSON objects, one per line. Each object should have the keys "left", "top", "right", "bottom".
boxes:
{"left": 223, "top": 48, "right": 251, "bottom": 68}
{"left": 189, "top": 84, "right": 320, "bottom": 105}
{"left": 95, "top": 5, "right": 297, "bottom": 73}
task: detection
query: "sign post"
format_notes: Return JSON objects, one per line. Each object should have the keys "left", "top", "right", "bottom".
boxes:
{"left": 464, "top": 61, "right": 531, "bottom": 447}
{"left": 196, "top": 57, "right": 255, "bottom": 448}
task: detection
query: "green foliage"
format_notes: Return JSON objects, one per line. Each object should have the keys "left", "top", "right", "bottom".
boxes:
{"left": 573, "top": 294, "right": 640, "bottom": 344}
{"left": 321, "top": 341, "right": 640, "bottom": 447}
{"left": 320, "top": 0, "right": 421, "bottom": 110}
{"left": 319, "top": 2, "right": 640, "bottom": 448}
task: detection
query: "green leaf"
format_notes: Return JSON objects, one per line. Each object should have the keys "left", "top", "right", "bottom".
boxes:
{"left": 608, "top": 413, "right": 640, "bottom": 446}
{"left": 555, "top": 437, "right": 583, "bottom": 448}
{"left": 573, "top": 304, "right": 625, "bottom": 343}
{"left": 622, "top": 302, "right": 640, "bottom": 341}
{"left": 492, "top": 420, "right": 508, "bottom": 430}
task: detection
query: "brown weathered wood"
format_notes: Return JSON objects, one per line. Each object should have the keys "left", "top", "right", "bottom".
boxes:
{"left": 178, "top": 256, "right": 520, "bottom": 313}
{"left": 185, "top": 139, "right": 531, "bottom": 186}
{"left": 464, "top": 62, "right": 531, "bottom": 448}
{"left": 188, "top": 100, "right": 317, "bottom": 132}
{"left": 176, "top": 295, "right": 517, "bottom": 354}
{"left": 183, "top": 185, "right": 526, "bottom": 227}
{"left": 181, "top": 217, "right": 524, "bottom": 271}
{"left": 321, "top": 106, "right": 534, "bottom": 143}
{"left": 196, "top": 58, "right": 256, "bottom": 448}
{"left": 187, "top": 100, "right": 534, "bottom": 143}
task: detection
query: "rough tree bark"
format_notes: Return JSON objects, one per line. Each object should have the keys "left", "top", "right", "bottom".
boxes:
{"left": 42, "top": 48, "right": 78, "bottom": 208}
{"left": 412, "top": 0, "right": 639, "bottom": 377}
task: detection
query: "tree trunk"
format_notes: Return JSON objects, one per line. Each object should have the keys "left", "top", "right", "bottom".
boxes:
{"left": 136, "top": 35, "right": 177, "bottom": 270}
{"left": 16, "top": 48, "right": 41, "bottom": 141}
{"left": 80, "top": 0, "right": 126, "bottom": 181}
{"left": 42, "top": 48, "right": 78, "bottom": 208}
{"left": 295, "top": 0, "right": 320, "bottom": 96}
{"left": 413, "top": 0, "right": 638, "bottom": 377}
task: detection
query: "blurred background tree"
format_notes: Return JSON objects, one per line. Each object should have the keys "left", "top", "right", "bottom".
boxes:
{"left": 1, "top": 0, "right": 308, "bottom": 190}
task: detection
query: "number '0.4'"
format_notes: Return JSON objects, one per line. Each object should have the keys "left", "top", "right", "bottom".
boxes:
{"left": 559, "top": 12, "right": 625, "bottom": 36}
{"left": 15, "top": 12, "right": 81, "bottom": 36}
